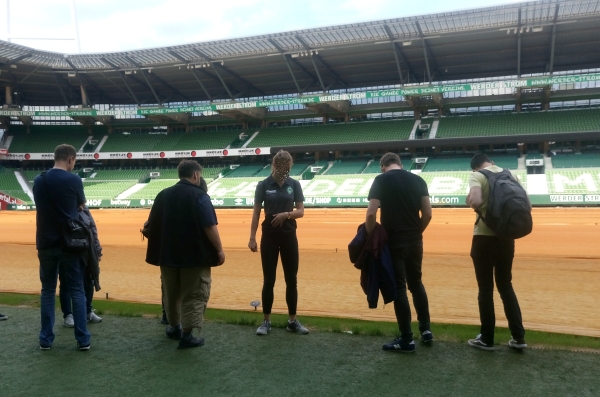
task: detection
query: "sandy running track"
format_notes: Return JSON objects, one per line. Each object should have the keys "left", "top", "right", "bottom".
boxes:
{"left": 1, "top": 207, "right": 599, "bottom": 337}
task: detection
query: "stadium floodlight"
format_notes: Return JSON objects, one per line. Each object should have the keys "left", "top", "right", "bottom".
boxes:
{"left": 125, "top": 70, "right": 133, "bottom": 75}
{"left": 402, "top": 41, "right": 412, "bottom": 46}
{"left": 67, "top": 72, "right": 76, "bottom": 77}
{"left": 532, "top": 26, "right": 543, "bottom": 32}
{"left": 10, "top": 64, "right": 16, "bottom": 69}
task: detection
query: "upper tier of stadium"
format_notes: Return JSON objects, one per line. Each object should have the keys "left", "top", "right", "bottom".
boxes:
{"left": 1, "top": 0, "right": 599, "bottom": 107}
{"left": 4, "top": 107, "right": 599, "bottom": 154}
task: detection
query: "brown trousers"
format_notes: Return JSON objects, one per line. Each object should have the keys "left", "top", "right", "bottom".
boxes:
{"left": 160, "top": 266, "right": 211, "bottom": 331}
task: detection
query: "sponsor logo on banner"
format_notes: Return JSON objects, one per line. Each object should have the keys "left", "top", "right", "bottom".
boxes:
{"left": 223, "top": 149, "right": 229, "bottom": 156}
{"left": 0, "top": 193, "right": 20, "bottom": 204}
{"left": 234, "top": 198, "right": 244, "bottom": 205}
{"left": 86, "top": 199, "right": 103, "bottom": 207}
{"left": 109, "top": 153, "right": 128, "bottom": 159}
{"left": 25, "top": 153, "right": 31, "bottom": 160}
{"left": 0, "top": 148, "right": 8, "bottom": 155}
{"left": 211, "top": 198, "right": 224, "bottom": 206}
{"left": 206, "top": 150, "right": 223, "bottom": 157}
{"left": 174, "top": 151, "right": 192, "bottom": 158}
{"left": 110, "top": 199, "right": 131, "bottom": 206}
{"left": 41, "top": 154, "right": 54, "bottom": 159}
{"left": 238, "top": 148, "right": 260, "bottom": 156}
{"left": 191, "top": 151, "right": 196, "bottom": 157}
{"left": 77, "top": 153, "right": 98, "bottom": 160}
{"left": 550, "top": 195, "right": 584, "bottom": 203}
{"left": 142, "top": 152, "right": 166, "bottom": 159}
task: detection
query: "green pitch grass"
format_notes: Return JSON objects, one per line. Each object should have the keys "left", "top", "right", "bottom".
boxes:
{"left": 0, "top": 294, "right": 599, "bottom": 396}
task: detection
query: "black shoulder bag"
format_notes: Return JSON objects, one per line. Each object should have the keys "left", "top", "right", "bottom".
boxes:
{"left": 41, "top": 172, "right": 90, "bottom": 253}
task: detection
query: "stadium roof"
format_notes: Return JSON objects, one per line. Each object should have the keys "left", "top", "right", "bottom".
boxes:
{"left": 1, "top": 0, "right": 600, "bottom": 106}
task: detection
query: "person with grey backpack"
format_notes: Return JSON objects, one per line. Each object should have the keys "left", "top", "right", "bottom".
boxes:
{"left": 466, "top": 153, "right": 532, "bottom": 352}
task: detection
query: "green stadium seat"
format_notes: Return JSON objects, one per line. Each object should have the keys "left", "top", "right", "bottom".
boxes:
{"left": 551, "top": 154, "right": 600, "bottom": 168}
{"left": 0, "top": 169, "right": 32, "bottom": 203}
{"left": 247, "top": 119, "right": 414, "bottom": 148}
{"left": 436, "top": 109, "right": 600, "bottom": 138}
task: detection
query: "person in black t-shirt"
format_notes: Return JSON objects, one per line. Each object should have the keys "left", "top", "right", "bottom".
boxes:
{"left": 366, "top": 152, "right": 433, "bottom": 353}
{"left": 248, "top": 151, "right": 308, "bottom": 336}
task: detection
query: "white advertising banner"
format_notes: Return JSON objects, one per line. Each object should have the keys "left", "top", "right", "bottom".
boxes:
{"left": 0, "top": 147, "right": 271, "bottom": 161}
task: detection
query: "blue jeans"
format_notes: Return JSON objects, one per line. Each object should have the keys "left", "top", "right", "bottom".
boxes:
{"left": 38, "top": 248, "right": 91, "bottom": 346}
{"left": 59, "top": 273, "right": 94, "bottom": 316}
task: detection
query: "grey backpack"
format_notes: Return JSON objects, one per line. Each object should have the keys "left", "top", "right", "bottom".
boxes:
{"left": 476, "top": 169, "right": 532, "bottom": 239}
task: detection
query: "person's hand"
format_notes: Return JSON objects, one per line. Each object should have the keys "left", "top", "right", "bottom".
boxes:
{"left": 248, "top": 238, "right": 258, "bottom": 252}
{"left": 271, "top": 212, "right": 288, "bottom": 227}
{"left": 216, "top": 250, "right": 225, "bottom": 266}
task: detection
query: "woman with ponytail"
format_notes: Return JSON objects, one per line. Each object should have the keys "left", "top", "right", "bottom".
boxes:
{"left": 248, "top": 150, "right": 307, "bottom": 335}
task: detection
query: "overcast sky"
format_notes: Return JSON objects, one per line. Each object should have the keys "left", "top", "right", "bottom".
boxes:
{"left": 1, "top": 0, "right": 526, "bottom": 54}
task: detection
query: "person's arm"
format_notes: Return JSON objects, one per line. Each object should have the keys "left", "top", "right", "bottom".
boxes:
{"left": 204, "top": 225, "right": 225, "bottom": 265}
{"left": 248, "top": 201, "right": 262, "bottom": 252}
{"left": 365, "top": 199, "right": 379, "bottom": 234}
{"left": 85, "top": 208, "right": 102, "bottom": 258}
{"left": 420, "top": 196, "right": 432, "bottom": 232}
{"left": 271, "top": 201, "right": 304, "bottom": 227}
{"left": 468, "top": 186, "right": 483, "bottom": 210}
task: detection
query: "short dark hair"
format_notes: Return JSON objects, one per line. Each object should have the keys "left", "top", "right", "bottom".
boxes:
{"left": 54, "top": 144, "right": 77, "bottom": 162}
{"left": 199, "top": 177, "right": 208, "bottom": 192}
{"left": 379, "top": 152, "right": 401, "bottom": 168}
{"left": 177, "top": 160, "right": 202, "bottom": 179}
{"left": 470, "top": 153, "right": 491, "bottom": 170}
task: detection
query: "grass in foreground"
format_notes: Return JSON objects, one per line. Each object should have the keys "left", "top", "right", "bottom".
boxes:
{"left": 1, "top": 292, "right": 598, "bottom": 351}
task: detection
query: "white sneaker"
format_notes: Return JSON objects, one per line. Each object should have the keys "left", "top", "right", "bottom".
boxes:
{"left": 87, "top": 310, "right": 102, "bottom": 323}
{"left": 63, "top": 314, "right": 74, "bottom": 328}
{"left": 256, "top": 320, "right": 271, "bottom": 335}
{"left": 286, "top": 319, "right": 309, "bottom": 335}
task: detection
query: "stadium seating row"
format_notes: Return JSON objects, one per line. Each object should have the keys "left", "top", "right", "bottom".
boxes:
{"left": 2, "top": 168, "right": 599, "bottom": 203}
{"left": 6, "top": 109, "right": 599, "bottom": 154}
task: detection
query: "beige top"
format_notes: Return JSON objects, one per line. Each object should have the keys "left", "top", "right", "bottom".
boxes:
{"left": 468, "top": 165, "right": 520, "bottom": 236}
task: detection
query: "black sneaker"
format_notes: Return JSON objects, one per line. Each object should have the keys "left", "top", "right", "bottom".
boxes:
{"left": 77, "top": 342, "right": 91, "bottom": 351}
{"left": 382, "top": 337, "right": 416, "bottom": 353}
{"left": 160, "top": 312, "right": 168, "bottom": 325}
{"left": 166, "top": 324, "right": 182, "bottom": 340}
{"left": 468, "top": 334, "right": 494, "bottom": 351}
{"left": 420, "top": 330, "right": 434, "bottom": 344}
{"left": 508, "top": 337, "right": 527, "bottom": 350}
{"left": 177, "top": 333, "right": 205, "bottom": 349}
{"left": 39, "top": 343, "right": 51, "bottom": 350}
{"left": 286, "top": 319, "right": 309, "bottom": 335}
{"left": 0, "top": 313, "right": 7, "bottom": 321}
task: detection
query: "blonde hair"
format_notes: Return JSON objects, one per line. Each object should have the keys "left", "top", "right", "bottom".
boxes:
{"left": 271, "top": 150, "right": 293, "bottom": 182}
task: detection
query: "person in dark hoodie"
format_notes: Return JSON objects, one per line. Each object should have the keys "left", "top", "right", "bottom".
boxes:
{"left": 160, "top": 176, "right": 208, "bottom": 325}
{"left": 146, "top": 160, "right": 225, "bottom": 349}
{"left": 59, "top": 205, "right": 103, "bottom": 326}
{"left": 365, "top": 152, "right": 433, "bottom": 353}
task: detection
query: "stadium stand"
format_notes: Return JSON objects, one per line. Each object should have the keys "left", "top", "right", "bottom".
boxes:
{"left": 247, "top": 119, "right": 414, "bottom": 147}
{"left": 99, "top": 131, "right": 241, "bottom": 152}
{"left": 421, "top": 157, "right": 471, "bottom": 172}
{"left": 90, "top": 169, "right": 148, "bottom": 181}
{"left": 127, "top": 180, "right": 178, "bottom": 200}
{"left": 83, "top": 181, "right": 138, "bottom": 200}
{"left": 0, "top": 169, "right": 31, "bottom": 202}
{"left": 99, "top": 133, "right": 167, "bottom": 153}
{"left": 551, "top": 153, "right": 600, "bottom": 168}
{"left": 325, "top": 160, "right": 368, "bottom": 175}
{"left": 546, "top": 169, "right": 600, "bottom": 194}
{"left": 488, "top": 155, "right": 519, "bottom": 170}
{"left": 208, "top": 177, "right": 263, "bottom": 197}
{"left": 224, "top": 164, "right": 265, "bottom": 178}
{"left": 361, "top": 161, "right": 381, "bottom": 174}
{"left": 435, "top": 109, "right": 600, "bottom": 138}
{"left": 8, "top": 132, "right": 91, "bottom": 153}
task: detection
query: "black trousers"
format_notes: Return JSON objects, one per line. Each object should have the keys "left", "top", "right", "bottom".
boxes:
{"left": 260, "top": 226, "right": 299, "bottom": 315}
{"left": 388, "top": 236, "right": 431, "bottom": 342}
{"left": 470, "top": 235, "right": 525, "bottom": 345}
